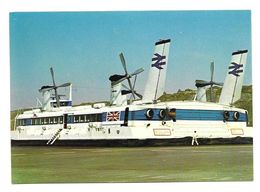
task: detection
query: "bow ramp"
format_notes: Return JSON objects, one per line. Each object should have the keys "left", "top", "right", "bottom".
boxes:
{"left": 142, "top": 39, "right": 171, "bottom": 103}
{"left": 219, "top": 50, "right": 248, "bottom": 105}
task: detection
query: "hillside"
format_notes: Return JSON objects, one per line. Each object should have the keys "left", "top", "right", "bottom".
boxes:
{"left": 10, "top": 85, "right": 253, "bottom": 130}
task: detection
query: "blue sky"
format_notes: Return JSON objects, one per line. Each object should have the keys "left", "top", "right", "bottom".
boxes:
{"left": 10, "top": 10, "right": 251, "bottom": 110}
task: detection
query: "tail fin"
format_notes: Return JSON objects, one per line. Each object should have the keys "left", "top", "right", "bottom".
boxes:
{"left": 142, "top": 39, "right": 171, "bottom": 103}
{"left": 219, "top": 50, "right": 248, "bottom": 105}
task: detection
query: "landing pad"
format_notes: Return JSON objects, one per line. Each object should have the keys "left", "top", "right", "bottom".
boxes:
{"left": 11, "top": 145, "right": 253, "bottom": 183}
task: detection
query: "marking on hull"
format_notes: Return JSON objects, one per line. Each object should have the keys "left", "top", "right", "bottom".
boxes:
{"left": 231, "top": 128, "right": 244, "bottom": 135}
{"left": 153, "top": 129, "right": 171, "bottom": 136}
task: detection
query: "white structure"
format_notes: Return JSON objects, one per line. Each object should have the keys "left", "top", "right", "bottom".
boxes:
{"left": 143, "top": 39, "right": 171, "bottom": 103}
{"left": 11, "top": 39, "right": 252, "bottom": 146}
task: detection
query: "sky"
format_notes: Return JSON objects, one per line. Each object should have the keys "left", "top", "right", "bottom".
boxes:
{"left": 10, "top": 10, "right": 252, "bottom": 110}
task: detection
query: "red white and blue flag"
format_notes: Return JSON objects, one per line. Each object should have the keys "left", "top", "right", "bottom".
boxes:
{"left": 106, "top": 111, "right": 120, "bottom": 121}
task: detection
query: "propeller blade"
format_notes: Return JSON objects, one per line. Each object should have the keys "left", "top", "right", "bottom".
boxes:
{"left": 196, "top": 80, "right": 223, "bottom": 88}
{"left": 131, "top": 75, "right": 137, "bottom": 100}
{"left": 212, "top": 81, "right": 223, "bottom": 86}
{"left": 134, "top": 91, "right": 143, "bottom": 99}
{"left": 113, "top": 54, "right": 144, "bottom": 100}
{"left": 210, "top": 61, "right": 214, "bottom": 82}
{"left": 131, "top": 68, "right": 144, "bottom": 77}
{"left": 49, "top": 67, "right": 60, "bottom": 107}
{"left": 195, "top": 80, "right": 208, "bottom": 84}
{"left": 195, "top": 80, "right": 211, "bottom": 88}
{"left": 133, "top": 75, "right": 137, "bottom": 90}
{"left": 122, "top": 82, "right": 143, "bottom": 99}
{"left": 119, "top": 53, "right": 128, "bottom": 75}
{"left": 121, "top": 83, "right": 130, "bottom": 90}
{"left": 54, "top": 89, "right": 60, "bottom": 107}
{"left": 210, "top": 61, "right": 214, "bottom": 102}
{"left": 50, "top": 67, "right": 56, "bottom": 87}
{"left": 112, "top": 68, "right": 143, "bottom": 86}
{"left": 56, "top": 82, "right": 71, "bottom": 88}
{"left": 127, "top": 78, "right": 136, "bottom": 99}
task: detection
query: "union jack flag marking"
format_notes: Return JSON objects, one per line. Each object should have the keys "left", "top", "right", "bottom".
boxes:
{"left": 106, "top": 111, "right": 120, "bottom": 121}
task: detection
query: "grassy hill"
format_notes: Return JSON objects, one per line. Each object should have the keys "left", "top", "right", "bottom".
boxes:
{"left": 10, "top": 85, "right": 253, "bottom": 130}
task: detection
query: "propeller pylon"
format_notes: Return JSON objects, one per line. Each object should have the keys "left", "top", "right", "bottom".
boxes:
{"left": 39, "top": 67, "right": 71, "bottom": 108}
{"left": 195, "top": 61, "right": 223, "bottom": 102}
{"left": 110, "top": 52, "right": 144, "bottom": 100}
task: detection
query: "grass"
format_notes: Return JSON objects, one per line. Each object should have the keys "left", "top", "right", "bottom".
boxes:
{"left": 11, "top": 145, "right": 253, "bottom": 183}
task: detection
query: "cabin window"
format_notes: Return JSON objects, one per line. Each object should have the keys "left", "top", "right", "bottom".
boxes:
{"left": 16, "top": 119, "right": 21, "bottom": 126}
{"left": 67, "top": 115, "right": 73, "bottom": 123}
{"left": 74, "top": 116, "right": 79, "bottom": 123}
{"left": 50, "top": 117, "right": 54, "bottom": 124}
{"left": 46, "top": 118, "right": 50, "bottom": 124}
{"left": 16, "top": 120, "right": 19, "bottom": 126}
{"left": 32, "top": 119, "right": 36, "bottom": 125}
{"left": 90, "top": 114, "right": 96, "bottom": 122}
{"left": 58, "top": 116, "right": 63, "bottom": 124}
{"left": 25, "top": 119, "right": 32, "bottom": 126}
{"left": 54, "top": 117, "right": 58, "bottom": 124}
{"left": 19, "top": 119, "right": 23, "bottom": 126}
{"left": 80, "top": 115, "right": 85, "bottom": 122}
{"left": 33, "top": 118, "right": 39, "bottom": 125}
{"left": 97, "top": 114, "right": 102, "bottom": 122}
{"left": 85, "top": 114, "right": 90, "bottom": 122}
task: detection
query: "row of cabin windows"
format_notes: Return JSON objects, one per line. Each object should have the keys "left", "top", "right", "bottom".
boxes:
{"left": 73, "top": 114, "right": 102, "bottom": 123}
{"left": 16, "top": 116, "right": 64, "bottom": 126}
{"left": 16, "top": 114, "right": 102, "bottom": 126}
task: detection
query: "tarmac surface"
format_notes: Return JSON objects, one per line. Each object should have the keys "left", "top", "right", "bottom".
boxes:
{"left": 11, "top": 144, "right": 253, "bottom": 183}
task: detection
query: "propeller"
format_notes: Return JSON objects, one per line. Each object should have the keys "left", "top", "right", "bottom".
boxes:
{"left": 195, "top": 61, "right": 223, "bottom": 102}
{"left": 111, "top": 52, "right": 144, "bottom": 100}
{"left": 210, "top": 61, "right": 214, "bottom": 102}
{"left": 39, "top": 67, "right": 71, "bottom": 107}
{"left": 121, "top": 83, "right": 143, "bottom": 99}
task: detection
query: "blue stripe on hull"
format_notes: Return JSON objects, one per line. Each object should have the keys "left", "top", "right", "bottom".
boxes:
{"left": 126, "top": 109, "right": 246, "bottom": 122}
{"left": 17, "top": 108, "right": 247, "bottom": 126}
